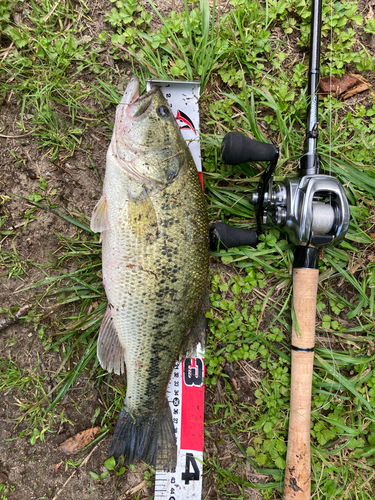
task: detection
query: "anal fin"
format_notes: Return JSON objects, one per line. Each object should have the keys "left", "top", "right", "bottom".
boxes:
{"left": 97, "top": 306, "right": 125, "bottom": 375}
{"left": 179, "top": 291, "right": 209, "bottom": 359}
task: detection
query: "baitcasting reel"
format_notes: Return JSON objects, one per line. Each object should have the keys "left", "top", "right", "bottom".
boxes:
{"left": 210, "top": 132, "right": 350, "bottom": 250}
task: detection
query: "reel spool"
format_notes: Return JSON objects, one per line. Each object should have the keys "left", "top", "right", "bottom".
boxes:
{"left": 259, "top": 174, "right": 350, "bottom": 247}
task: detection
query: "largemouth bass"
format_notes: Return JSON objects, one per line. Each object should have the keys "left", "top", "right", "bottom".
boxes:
{"left": 90, "top": 77, "right": 209, "bottom": 471}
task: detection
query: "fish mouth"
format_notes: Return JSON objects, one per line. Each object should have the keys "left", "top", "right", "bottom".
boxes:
{"left": 112, "top": 80, "right": 164, "bottom": 184}
{"left": 126, "top": 89, "right": 158, "bottom": 119}
{"left": 115, "top": 76, "right": 158, "bottom": 133}
{"left": 115, "top": 77, "right": 158, "bottom": 122}
{"left": 119, "top": 76, "right": 141, "bottom": 106}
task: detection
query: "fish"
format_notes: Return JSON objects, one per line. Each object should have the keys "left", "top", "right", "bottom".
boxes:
{"left": 90, "top": 76, "right": 209, "bottom": 471}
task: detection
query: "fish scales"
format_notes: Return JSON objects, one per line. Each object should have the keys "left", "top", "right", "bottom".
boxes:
{"left": 102, "top": 155, "right": 207, "bottom": 414}
{"left": 91, "top": 76, "right": 209, "bottom": 470}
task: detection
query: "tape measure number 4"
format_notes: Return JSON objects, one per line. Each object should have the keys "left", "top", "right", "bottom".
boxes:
{"left": 154, "top": 345, "right": 205, "bottom": 499}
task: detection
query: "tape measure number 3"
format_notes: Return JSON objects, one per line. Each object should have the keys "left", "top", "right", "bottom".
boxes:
{"left": 154, "top": 344, "right": 205, "bottom": 500}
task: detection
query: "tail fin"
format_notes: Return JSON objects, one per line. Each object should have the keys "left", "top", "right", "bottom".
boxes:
{"left": 109, "top": 402, "right": 177, "bottom": 471}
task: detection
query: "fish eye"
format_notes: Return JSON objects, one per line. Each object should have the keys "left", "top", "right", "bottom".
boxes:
{"left": 165, "top": 167, "right": 177, "bottom": 182}
{"left": 157, "top": 105, "right": 170, "bottom": 118}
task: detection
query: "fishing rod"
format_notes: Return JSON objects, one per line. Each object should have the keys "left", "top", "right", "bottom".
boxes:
{"left": 209, "top": 0, "right": 350, "bottom": 497}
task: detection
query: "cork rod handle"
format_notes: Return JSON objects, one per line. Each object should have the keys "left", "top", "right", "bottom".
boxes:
{"left": 284, "top": 267, "right": 319, "bottom": 500}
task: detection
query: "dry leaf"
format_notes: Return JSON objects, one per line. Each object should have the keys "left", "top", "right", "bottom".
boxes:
{"left": 87, "top": 301, "right": 99, "bottom": 315}
{"left": 58, "top": 426, "right": 101, "bottom": 455}
{"left": 319, "top": 74, "right": 371, "bottom": 99}
{"left": 349, "top": 263, "right": 361, "bottom": 273}
{"left": 319, "top": 74, "right": 357, "bottom": 95}
{"left": 126, "top": 480, "right": 148, "bottom": 496}
{"left": 341, "top": 82, "right": 369, "bottom": 100}
{"left": 54, "top": 461, "right": 63, "bottom": 473}
{"left": 366, "top": 5, "right": 374, "bottom": 21}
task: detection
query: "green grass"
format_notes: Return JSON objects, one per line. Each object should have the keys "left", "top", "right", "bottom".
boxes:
{"left": 1, "top": 0, "right": 375, "bottom": 498}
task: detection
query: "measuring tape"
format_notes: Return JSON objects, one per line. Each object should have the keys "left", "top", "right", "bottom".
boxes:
{"left": 146, "top": 80, "right": 205, "bottom": 499}
{"left": 154, "top": 344, "right": 205, "bottom": 500}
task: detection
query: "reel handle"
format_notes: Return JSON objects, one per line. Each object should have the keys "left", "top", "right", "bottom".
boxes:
{"left": 209, "top": 222, "right": 258, "bottom": 251}
{"left": 221, "top": 132, "right": 278, "bottom": 164}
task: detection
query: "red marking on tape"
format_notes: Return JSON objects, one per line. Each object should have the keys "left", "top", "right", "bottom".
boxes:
{"left": 199, "top": 171, "right": 203, "bottom": 189}
{"left": 180, "top": 358, "right": 205, "bottom": 452}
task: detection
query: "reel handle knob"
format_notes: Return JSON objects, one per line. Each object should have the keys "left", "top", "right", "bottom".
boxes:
{"left": 221, "top": 132, "right": 277, "bottom": 164}
{"left": 209, "top": 222, "right": 258, "bottom": 251}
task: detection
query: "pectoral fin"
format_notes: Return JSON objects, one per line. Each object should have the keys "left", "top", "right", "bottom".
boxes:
{"left": 97, "top": 306, "right": 125, "bottom": 375}
{"left": 91, "top": 195, "right": 109, "bottom": 233}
